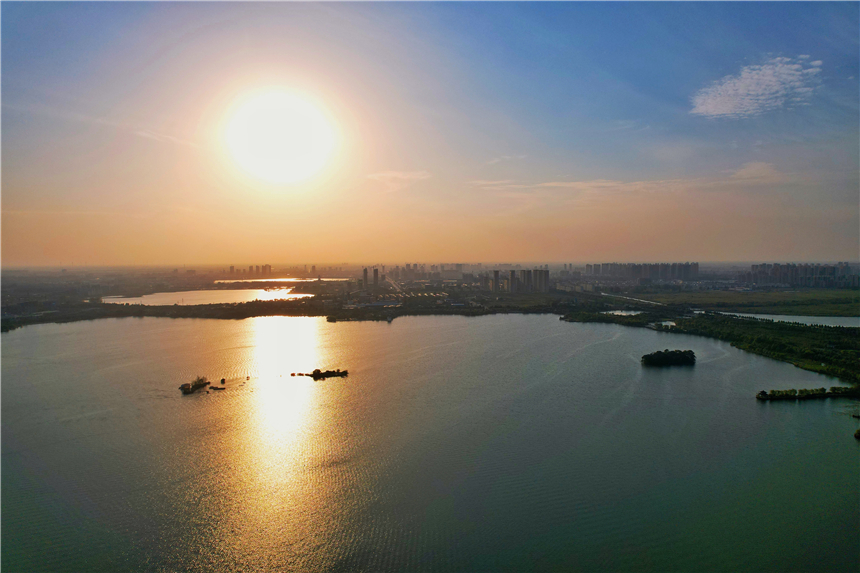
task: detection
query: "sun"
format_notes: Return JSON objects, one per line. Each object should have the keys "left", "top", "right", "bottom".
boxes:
{"left": 224, "top": 90, "right": 337, "bottom": 185}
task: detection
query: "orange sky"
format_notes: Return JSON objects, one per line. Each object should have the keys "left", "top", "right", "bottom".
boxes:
{"left": 3, "top": 3, "right": 858, "bottom": 266}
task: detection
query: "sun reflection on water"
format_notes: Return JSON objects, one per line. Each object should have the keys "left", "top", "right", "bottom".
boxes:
{"left": 249, "top": 316, "right": 323, "bottom": 448}
{"left": 213, "top": 316, "right": 342, "bottom": 565}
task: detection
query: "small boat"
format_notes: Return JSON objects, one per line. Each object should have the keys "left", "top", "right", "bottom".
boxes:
{"left": 211, "top": 386, "right": 226, "bottom": 391}
{"left": 220, "top": 378, "right": 226, "bottom": 384}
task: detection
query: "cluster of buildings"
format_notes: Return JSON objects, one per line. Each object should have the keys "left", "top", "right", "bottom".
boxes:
{"left": 361, "top": 267, "right": 383, "bottom": 290}
{"left": 225, "top": 259, "right": 856, "bottom": 294}
{"left": 741, "top": 263, "right": 859, "bottom": 288}
{"left": 584, "top": 262, "right": 699, "bottom": 282}
{"left": 355, "top": 264, "right": 554, "bottom": 294}
{"left": 351, "top": 260, "right": 706, "bottom": 295}
{"left": 481, "top": 269, "right": 551, "bottom": 293}
{"left": 228, "top": 264, "right": 272, "bottom": 276}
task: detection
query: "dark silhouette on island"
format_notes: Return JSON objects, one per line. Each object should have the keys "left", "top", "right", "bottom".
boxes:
{"left": 756, "top": 386, "right": 860, "bottom": 401}
{"left": 291, "top": 369, "right": 348, "bottom": 380}
{"left": 641, "top": 349, "right": 696, "bottom": 366}
{"left": 179, "top": 375, "right": 210, "bottom": 395}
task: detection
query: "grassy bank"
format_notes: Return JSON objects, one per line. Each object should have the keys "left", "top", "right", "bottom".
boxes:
{"left": 631, "top": 289, "right": 859, "bottom": 316}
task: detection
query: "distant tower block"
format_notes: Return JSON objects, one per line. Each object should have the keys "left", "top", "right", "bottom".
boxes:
{"left": 373, "top": 268, "right": 379, "bottom": 287}
{"left": 493, "top": 270, "right": 500, "bottom": 293}
{"left": 363, "top": 268, "right": 369, "bottom": 290}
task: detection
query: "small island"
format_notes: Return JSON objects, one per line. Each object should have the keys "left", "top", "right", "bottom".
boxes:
{"left": 641, "top": 349, "right": 696, "bottom": 367}
{"left": 291, "top": 369, "right": 348, "bottom": 381}
{"left": 179, "top": 375, "right": 210, "bottom": 395}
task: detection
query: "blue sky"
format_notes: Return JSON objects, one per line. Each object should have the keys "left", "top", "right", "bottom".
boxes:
{"left": 2, "top": 2, "right": 858, "bottom": 265}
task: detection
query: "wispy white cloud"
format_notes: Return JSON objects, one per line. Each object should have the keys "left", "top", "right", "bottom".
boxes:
{"left": 604, "top": 119, "right": 650, "bottom": 133}
{"left": 469, "top": 179, "right": 514, "bottom": 187}
{"left": 729, "top": 162, "right": 785, "bottom": 184}
{"left": 691, "top": 56, "right": 823, "bottom": 119}
{"left": 367, "top": 170, "right": 430, "bottom": 192}
{"left": 485, "top": 154, "right": 527, "bottom": 166}
{"left": 3, "top": 102, "right": 198, "bottom": 147}
{"left": 133, "top": 130, "right": 198, "bottom": 147}
{"left": 468, "top": 162, "right": 794, "bottom": 212}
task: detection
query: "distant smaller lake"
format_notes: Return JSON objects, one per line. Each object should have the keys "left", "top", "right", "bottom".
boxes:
{"left": 723, "top": 312, "right": 859, "bottom": 328}
{"left": 102, "top": 289, "right": 312, "bottom": 306}
{"left": 601, "top": 310, "right": 643, "bottom": 316}
{"left": 213, "top": 278, "right": 349, "bottom": 284}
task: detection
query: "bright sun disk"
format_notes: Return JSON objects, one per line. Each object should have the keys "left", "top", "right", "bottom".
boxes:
{"left": 225, "top": 90, "right": 337, "bottom": 184}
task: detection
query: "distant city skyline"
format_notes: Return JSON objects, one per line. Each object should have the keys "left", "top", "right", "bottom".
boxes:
{"left": 2, "top": 2, "right": 858, "bottom": 266}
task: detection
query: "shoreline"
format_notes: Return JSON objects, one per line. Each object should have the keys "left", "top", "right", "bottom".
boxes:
{"left": 2, "top": 300, "right": 858, "bottom": 386}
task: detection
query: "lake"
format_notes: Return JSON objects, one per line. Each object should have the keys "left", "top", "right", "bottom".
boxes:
{"left": 102, "top": 288, "right": 312, "bottom": 305}
{"left": 2, "top": 315, "right": 858, "bottom": 571}
{"left": 214, "top": 278, "right": 349, "bottom": 284}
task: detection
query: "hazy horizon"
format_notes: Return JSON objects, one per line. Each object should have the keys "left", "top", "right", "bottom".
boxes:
{"left": 3, "top": 3, "right": 858, "bottom": 266}
{"left": 3, "top": 260, "right": 856, "bottom": 274}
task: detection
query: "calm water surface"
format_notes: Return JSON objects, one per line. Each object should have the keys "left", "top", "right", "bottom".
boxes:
{"left": 3, "top": 315, "right": 858, "bottom": 571}
{"left": 214, "top": 278, "right": 349, "bottom": 284}
{"left": 102, "top": 288, "right": 312, "bottom": 305}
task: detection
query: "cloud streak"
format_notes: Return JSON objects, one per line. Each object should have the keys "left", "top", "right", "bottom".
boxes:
{"left": 691, "top": 56, "right": 822, "bottom": 119}
{"left": 133, "top": 129, "right": 198, "bottom": 147}
{"left": 468, "top": 162, "right": 794, "bottom": 213}
{"left": 485, "top": 154, "right": 527, "bottom": 166}
{"left": 3, "top": 102, "right": 198, "bottom": 147}
{"left": 367, "top": 170, "right": 431, "bottom": 192}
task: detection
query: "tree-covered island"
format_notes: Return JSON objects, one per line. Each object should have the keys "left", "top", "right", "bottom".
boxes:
{"left": 641, "top": 349, "right": 696, "bottom": 366}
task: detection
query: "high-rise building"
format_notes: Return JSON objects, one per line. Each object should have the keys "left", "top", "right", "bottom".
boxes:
{"left": 373, "top": 268, "right": 379, "bottom": 287}
{"left": 229, "top": 266, "right": 234, "bottom": 274}
{"left": 493, "top": 270, "right": 500, "bottom": 293}
{"left": 510, "top": 270, "right": 517, "bottom": 293}
{"left": 363, "top": 268, "right": 369, "bottom": 290}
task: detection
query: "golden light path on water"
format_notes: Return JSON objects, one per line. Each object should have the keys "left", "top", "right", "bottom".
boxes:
{"left": 251, "top": 316, "right": 320, "bottom": 442}
{"left": 217, "top": 317, "right": 340, "bottom": 565}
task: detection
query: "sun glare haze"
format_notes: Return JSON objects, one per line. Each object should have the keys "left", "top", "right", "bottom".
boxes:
{"left": 2, "top": 2, "right": 856, "bottom": 266}
{"left": 224, "top": 90, "right": 338, "bottom": 185}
